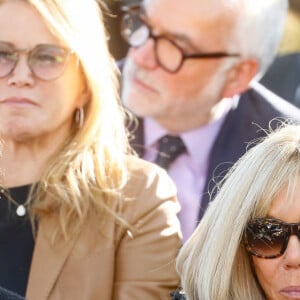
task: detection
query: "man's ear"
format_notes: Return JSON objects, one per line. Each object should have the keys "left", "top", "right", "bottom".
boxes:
{"left": 221, "top": 59, "right": 259, "bottom": 98}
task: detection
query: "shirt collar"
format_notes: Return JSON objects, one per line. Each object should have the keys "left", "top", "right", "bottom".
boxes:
{"left": 143, "top": 97, "right": 236, "bottom": 169}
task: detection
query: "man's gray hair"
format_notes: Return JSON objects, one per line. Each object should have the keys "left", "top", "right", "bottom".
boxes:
{"left": 228, "top": 0, "right": 288, "bottom": 78}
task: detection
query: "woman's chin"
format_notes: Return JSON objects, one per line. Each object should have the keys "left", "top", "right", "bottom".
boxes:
{"left": 0, "top": 127, "right": 37, "bottom": 142}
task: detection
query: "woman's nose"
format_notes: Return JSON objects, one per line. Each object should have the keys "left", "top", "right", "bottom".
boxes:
{"left": 129, "top": 38, "right": 158, "bottom": 70}
{"left": 283, "top": 235, "right": 300, "bottom": 269}
{"left": 7, "top": 55, "right": 35, "bottom": 87}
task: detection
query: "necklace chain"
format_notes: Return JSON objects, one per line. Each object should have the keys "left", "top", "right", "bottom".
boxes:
{"left": 0, "top": 188, "right": 29, "bottom": 217}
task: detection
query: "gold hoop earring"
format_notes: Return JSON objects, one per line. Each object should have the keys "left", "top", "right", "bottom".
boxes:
{"left": 75, "top": 107, "right": 84, "bottom": 129}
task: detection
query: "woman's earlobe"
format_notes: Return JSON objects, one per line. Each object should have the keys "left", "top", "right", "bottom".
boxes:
{"left": 79, "top": 87, "right": 91, "bottom": 107}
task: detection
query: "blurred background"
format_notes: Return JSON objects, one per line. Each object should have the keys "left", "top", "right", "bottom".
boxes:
{"left": 279, "top": 0, "right": 300, "bottom": 54}
{"left": 103, "top": 0, "right": 300, "bottom": 61}
{"left": 102, "top": 0, "right": 139, "bottom": 60}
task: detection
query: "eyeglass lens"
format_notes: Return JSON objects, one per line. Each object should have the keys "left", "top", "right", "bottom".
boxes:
{"left": 121, "top": 12, "right": 147, "bottom": 47}
{"left": 121, "top": 11, "right": 240, "bottom": 73}
{"left": 0, "top": 42, "right": 71, "bottom": 80}
{"left": 244, "top": 218, "right": 299, "bottom": 258}
{"left": 121, "top": 13, "right": 184, "bottom": 72}
{"left": 155, "top": 38, "right": 183, "bottom": 72}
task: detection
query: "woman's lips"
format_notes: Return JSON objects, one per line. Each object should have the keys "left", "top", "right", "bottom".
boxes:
{"left": 280, "top": 286, "right": 300, "bottom": 298}
{"left": 0, "top": 97, "right": 37, "bottom": 106}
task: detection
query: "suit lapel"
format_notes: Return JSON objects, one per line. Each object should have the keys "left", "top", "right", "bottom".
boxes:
{"left": 199, "top": 98, "right": 240, "bottom": 220}
{"left": 26, "top": 216, "right": 77, "bottom": 300}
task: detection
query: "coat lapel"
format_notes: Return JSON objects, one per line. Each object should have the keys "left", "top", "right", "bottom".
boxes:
{"left": 26, "top": 216, "right": 77, "bottom": 300}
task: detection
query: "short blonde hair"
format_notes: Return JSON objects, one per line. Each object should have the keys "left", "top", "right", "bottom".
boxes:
{"left": 176, "top": 123, "right": 300, "bottom": 299}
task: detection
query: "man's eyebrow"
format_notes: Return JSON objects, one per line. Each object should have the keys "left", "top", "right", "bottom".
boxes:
{"left": 140, "top": 12, "right": 200, "bottom": 51}
{"left": 168, "top": 33, "right": 199, "bottom": 51}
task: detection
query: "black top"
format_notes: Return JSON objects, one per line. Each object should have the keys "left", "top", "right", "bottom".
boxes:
{"left": 170, "top": 290, "right": 186, "bottom": 300}
{"left": 0, "top": 286, "right": 25, "bottom": 300}
{"left": 0, "top": 185, "right": 34, "bottom": 297}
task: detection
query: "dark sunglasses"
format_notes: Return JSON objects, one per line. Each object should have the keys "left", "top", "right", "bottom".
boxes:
{"left": 244, "top": 217, "right": 300, "bottom": 259}
{"left": 0, "top": 41, "right": 74, "bottom": 81}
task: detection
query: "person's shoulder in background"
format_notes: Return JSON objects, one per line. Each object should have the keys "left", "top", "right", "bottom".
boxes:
{"left": 260, "top": 52, "right": 300, "bottom": 108}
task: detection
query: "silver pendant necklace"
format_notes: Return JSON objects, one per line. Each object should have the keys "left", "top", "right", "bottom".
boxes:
{"left": 0, "top": 188, "right": 28, "bottom": 217}
{"left": 16, "top": 204, "right": 26, "bottom": 217}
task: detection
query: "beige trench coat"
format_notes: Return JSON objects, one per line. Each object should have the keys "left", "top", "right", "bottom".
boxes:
{"left": 25, "top": 157, "right": 182, "bottom": 300}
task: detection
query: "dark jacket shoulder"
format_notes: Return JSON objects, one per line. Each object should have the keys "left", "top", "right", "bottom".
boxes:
{"left": 199, "top": 83, "right": 300, "bottom": 218}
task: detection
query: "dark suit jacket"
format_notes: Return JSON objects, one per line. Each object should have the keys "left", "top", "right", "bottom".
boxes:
{"left": 260, "top": 52, "right": 300, "bottom": 107}
{"left": 129, "top": 83, "right": 300, "bottom": 221}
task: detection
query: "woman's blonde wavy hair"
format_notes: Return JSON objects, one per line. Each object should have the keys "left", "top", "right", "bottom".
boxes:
{"left": 176, "top": 123, "right": 300, "bottom": 299}
{"left": 3, "top": 0, "right": 133, "bottom": 239}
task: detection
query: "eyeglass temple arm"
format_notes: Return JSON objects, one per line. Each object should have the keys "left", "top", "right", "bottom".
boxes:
{"left": 184, "top": 52, "right": 240, "bottom": 59}
{"left": 121, "top": 3, "right": 141, "bottom": 13}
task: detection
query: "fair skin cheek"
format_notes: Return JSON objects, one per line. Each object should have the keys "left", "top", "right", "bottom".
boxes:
{"left": 0, "top": 62, "right": 84, "bottom": 143}
{"left": 252, "top": 176, "right": 300, "bottom": 300}
{"left": 122, "top": 50, "right": 227, "bottom": 132}
{"left": 121, "top": 0, "right": 237, "bottom": 132}
{"left": 0, "top": 0, "right": 87, "bottom": 186}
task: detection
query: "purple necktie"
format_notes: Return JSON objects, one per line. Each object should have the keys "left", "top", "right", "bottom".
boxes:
{"left": 154, "top": 135, "right": 186, "bottom": 169}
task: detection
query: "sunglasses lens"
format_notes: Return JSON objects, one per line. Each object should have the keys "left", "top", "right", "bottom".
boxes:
{"left": 245, "top": 218, "right": 286, "bottom": 258}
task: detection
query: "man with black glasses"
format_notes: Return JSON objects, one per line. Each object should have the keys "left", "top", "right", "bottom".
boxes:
{"left": 120, "top": 0, "right": 300, "bottom": 241}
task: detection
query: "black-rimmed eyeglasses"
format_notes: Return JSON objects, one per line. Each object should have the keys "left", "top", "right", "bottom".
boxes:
{"left": 121, "top": 8, "right": 240, "bottom": 73}
{"left": 0, "top": 42, "right": 74, "bottom": 81}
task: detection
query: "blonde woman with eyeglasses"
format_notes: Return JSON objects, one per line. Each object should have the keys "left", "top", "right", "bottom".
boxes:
{"left": 0, "top": 0, "right": 182, "bottom": 299}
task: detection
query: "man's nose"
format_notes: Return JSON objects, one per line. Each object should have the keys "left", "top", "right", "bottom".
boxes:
{"left": 129, "top": 38, "right": 158, "bottom": 70}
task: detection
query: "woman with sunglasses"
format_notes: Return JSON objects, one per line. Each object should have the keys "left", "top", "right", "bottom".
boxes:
{"left": 0, "top": 0, "right": 182, "bottom": 299}
{"left": 175, "top": 123, "right": 300, "bottom": 299}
